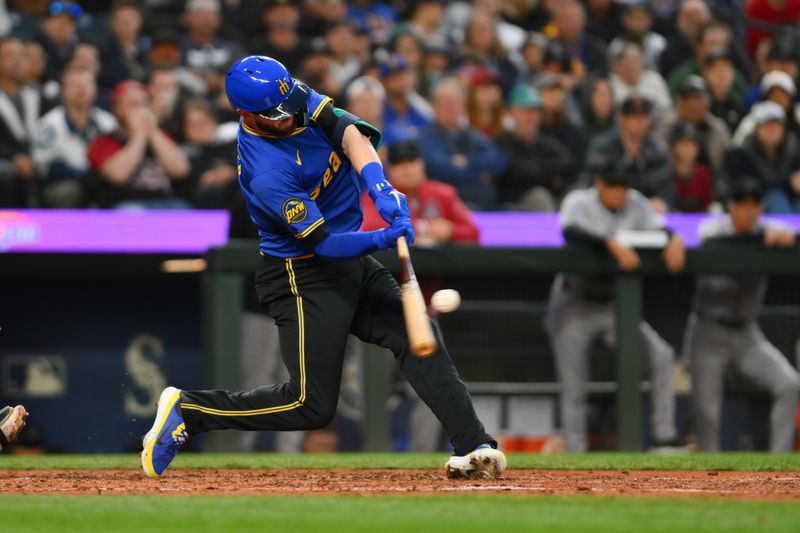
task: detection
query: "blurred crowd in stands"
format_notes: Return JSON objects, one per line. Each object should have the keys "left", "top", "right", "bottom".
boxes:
{"left": 0, "top": 0, "right": 799, "bottom": 215}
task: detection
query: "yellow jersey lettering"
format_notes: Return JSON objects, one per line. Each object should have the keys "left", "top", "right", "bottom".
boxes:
{"left": 287, "top": 204, "right": 305, "bottom": 219}
{"left": 309, "top": 151, "right": 344, "bottom": 201}
{"left": 329, "top": 151, "right": 341, "bottom": 172}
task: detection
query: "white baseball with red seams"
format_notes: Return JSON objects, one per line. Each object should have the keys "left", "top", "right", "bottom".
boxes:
{"left": 430, "top": 289, "right": 461, "bottom": 313}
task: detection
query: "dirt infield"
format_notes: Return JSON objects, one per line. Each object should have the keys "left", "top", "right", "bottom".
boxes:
{"left": 4, "top": 469, "right": 800, "bottom": 499}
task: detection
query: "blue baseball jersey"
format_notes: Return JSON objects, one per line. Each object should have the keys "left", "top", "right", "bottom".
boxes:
{"left": 236, "top": 89, "right": 366, "bottom": 257}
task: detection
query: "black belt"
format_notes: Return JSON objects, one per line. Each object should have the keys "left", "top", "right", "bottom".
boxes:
{"left": 696, "top": 311, "right": 748, "bottom": 329}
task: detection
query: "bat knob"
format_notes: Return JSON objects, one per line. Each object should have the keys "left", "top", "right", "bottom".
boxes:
{"left": 412, "top": 340, "right": 437, "bottom": 358}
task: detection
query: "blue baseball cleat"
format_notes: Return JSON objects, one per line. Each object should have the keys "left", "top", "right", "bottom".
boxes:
{"left": 141, "top": 387, "right": 188, "bottom": 478}
{"left": 444, "top": 443, "right": 507, "bottom": 479}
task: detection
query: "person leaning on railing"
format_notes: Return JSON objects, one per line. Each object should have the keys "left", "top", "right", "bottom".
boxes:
{"left": 544, "top": 164, "right": 686, "bottom": 453}
{"left": 684, "top": 176, "right": 800, "bottom": 452}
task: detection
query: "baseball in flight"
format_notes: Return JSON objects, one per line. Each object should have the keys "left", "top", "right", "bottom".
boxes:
{"left": 430, "top": 289, "right": 461, "bottom": 313}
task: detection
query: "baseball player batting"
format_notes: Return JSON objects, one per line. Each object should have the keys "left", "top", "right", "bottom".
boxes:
{"left": 140, "top": 56, "right": 505, "bottom": 479}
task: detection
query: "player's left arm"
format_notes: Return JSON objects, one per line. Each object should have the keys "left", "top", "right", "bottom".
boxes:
{"left": 342, "top": 125, "right": 411, "bottom": 224}
{"left": 314, "top": 103, "right": 409, "bottom": 223}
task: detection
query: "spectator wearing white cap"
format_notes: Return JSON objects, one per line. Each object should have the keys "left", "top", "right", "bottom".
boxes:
{"left": 743, "top": 40, "right": 799, "bottom": 110}
{"left": 733, "top": 71, "right": 800, "bottom": 146}
{"left": 724, "top": 101, "right": 800, "bottom": 213}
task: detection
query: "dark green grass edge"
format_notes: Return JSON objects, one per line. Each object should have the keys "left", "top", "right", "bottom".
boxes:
{"left": 1, "top": 494, "right": 800, "bottom": 533}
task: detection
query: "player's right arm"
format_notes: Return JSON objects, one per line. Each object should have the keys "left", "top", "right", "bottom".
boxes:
{"left": 310, "top": 219, "right": 414, "bottom": 258}
{"left": 248, "top": 172, "right": 414, "bottom": 259}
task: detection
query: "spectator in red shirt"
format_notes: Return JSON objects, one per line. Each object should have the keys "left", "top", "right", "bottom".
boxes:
{"left": 361, "top": 140, "right": 479, "bottom": 246}
{"left": 87, "top": 80, "right": 190, "bottom": 208}
{"left": 670, "top": 123, "right": 714, "bottom": 213}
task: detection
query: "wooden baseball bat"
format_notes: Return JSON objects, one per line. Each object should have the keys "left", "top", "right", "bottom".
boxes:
{"left": 396, "top": 236, "right": 437, "bottom": 357}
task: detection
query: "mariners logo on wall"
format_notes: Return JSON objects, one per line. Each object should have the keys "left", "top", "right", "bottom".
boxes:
{"left": 282, "top": 198, "right": 308, "bottom": 224}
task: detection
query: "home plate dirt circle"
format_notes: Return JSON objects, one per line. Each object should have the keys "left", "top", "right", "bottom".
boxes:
{"left": 4, "top": 470, "right": 799, "bottom": 499}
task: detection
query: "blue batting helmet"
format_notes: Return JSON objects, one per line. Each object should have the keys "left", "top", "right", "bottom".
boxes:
{"left": 225, "top": 55, "right": 310, "bottom": 125}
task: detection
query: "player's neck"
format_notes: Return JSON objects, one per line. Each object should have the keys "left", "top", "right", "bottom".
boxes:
{"left": 241, "top": 114, "right": 260, "bottom": 132}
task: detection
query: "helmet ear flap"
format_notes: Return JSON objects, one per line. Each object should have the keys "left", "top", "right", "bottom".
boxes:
{"left": 293, "top": 109, "right": 308, "bottom": 128}
{"left": 288, "top": 80, "right": 309, "bottom": 128}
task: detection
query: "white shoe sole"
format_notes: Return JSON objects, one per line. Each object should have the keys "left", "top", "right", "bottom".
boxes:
{"left": 445, "top": 448, "right": 507, "bottom": 479}
{"left": 140, "top": 387, "right": 182, "bottom": 478}
{"left": 0, "top": 405, "right": 29, "bottom": 450}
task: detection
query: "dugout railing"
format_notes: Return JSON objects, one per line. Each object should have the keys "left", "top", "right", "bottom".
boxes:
{"left": 203, "top": 240, "right": 800, "bottom": 452}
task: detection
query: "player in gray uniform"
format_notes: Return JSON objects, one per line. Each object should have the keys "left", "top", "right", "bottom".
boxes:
{"left": 546, "top": 168, "right": 686, "bottom": 452}
{"left": 685, "top": 178, "right": 800, "bottom": 451}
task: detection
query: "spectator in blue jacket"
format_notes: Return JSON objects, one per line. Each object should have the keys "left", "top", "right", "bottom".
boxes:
{"left": 417, "top": 77, "right": 506, "bottom": 210}
{"left": 379, "top": 54, "right": 432, "bottom": 147}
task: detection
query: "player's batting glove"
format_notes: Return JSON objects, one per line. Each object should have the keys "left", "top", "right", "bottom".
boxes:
{"left": 372, "top": 217, "right": 415, "bottom": 250}
{"left": 362, "top": 161, "right": 411, "bottom": 223}
{"left": 370, "top": 181, "right": 410, "bottom": 223}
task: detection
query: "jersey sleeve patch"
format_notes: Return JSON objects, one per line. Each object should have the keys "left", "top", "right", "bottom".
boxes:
{"left": 282, "top": 197, "right": 309, "bottom": 224}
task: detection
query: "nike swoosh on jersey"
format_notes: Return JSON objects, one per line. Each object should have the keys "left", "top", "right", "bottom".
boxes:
{"left": 296, "top": 149, "right": 302, "bottom": 166}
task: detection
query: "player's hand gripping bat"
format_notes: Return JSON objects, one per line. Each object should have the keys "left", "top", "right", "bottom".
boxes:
{"left": 396, "top": 236, "right": 437, "bottom": 357}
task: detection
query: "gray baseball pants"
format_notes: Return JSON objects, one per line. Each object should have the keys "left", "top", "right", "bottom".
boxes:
{"left": 547, "top": 298, "right": 678, "bottom": 452}
{"left": 684, "top": 314, "right": 800, "bottom": 451}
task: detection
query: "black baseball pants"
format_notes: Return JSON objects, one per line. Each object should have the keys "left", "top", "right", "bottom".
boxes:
{"left": 180, "top": 253, "right": 493, "bottom": 456}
